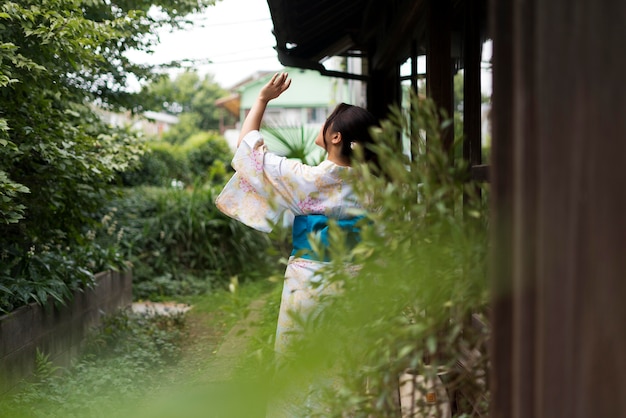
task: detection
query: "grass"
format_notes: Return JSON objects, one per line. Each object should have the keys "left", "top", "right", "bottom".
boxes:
{"left": 0, "top": 278, "right": 282, "bottom": 418}
{"left": 129, "top": 280, "right": 284, "bottom": 418}
{"left": 164, "top": 277, "right": 281, "bottom": 383}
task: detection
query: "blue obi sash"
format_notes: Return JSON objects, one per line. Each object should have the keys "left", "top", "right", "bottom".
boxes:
{"left": 291, "top": 214, "right": 363, "bottom": 261}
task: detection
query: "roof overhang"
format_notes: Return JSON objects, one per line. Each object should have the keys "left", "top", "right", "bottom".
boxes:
{"left": 267, "top": 0, "right": 377, "bottom": 80}
{"left": 215, "top": 94, "right": 241, "bottom": 117}
{"left": 266, "top": 0, "right": 488, "bottom": 80}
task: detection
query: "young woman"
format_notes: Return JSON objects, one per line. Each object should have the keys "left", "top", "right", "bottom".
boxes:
{"left": 215, "top": 72, "right": 377, "bottom": 354}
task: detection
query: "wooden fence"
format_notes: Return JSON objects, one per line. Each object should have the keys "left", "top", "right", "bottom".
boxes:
{"left": 0, "top": 270, "right": 132, "bottom": 395}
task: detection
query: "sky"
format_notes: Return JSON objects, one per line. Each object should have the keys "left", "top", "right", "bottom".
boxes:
{"left": 126, "top": 0, "right": 283, "bottom": 89}
{"left": 127, "top": 0, "right": 492, "bottom": 95}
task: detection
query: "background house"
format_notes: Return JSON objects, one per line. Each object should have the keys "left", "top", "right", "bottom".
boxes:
{"left": 139, "top": 111, "right": 180, "bottom": 138}
{"left": 96, "top": 107, "right": 179, "bottom": 139}
{"left": 217, "top": 66, "right": 364, "bottom": 154}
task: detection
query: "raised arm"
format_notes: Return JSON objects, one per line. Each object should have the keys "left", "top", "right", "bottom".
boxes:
{"left": 237, "top": 72, "right": 291, "bottom": 147}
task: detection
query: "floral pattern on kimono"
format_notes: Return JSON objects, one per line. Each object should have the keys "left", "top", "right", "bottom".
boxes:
{"left": 215, "top": 130, "right": 362, "bottom": 352}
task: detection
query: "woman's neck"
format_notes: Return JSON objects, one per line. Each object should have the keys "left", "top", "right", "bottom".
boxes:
{"left": 326, "top": 146, "right": 350, "bottom": 167}
{"left": 327, "top": 154, "right": 350, "bottom": 167}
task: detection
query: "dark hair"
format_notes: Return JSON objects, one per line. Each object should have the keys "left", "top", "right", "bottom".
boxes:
{"left": 323, "top": 103, "right": 379, "bottom": 165}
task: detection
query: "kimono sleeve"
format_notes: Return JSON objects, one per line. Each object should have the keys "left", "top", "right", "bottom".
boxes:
{"left": 215, "top": 130, "right": 291, "bottom": 232}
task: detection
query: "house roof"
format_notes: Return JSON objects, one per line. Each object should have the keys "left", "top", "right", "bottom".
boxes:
{"left": 225, "top": 70, "right": 276, "bottom": 91}
{"left": 268, "top": 0, "right": 371, "bottom": 61}
{"left": 267, "top": 0, "right": 374, "bottom": 78}
{"left": 215, "top": 94, "right": 241, "bottom": 117}
{"left": 143, "top": 111, "right": 179, "bottom": 125}
{"left": 266, "top": 0, "right": 488, "bottom": 79}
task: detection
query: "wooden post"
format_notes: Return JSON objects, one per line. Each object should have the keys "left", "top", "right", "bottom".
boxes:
{"left": 490, "top": 0, "right": 626, "bottom": 416}
{"left": 426, "top": 0, "right": 454, "bottom": 152}
{"left": 367, "top": 67, "right": 400, "bottom": 122}
{"left": 463, "top": 0, "right": 482, "bottom": 168}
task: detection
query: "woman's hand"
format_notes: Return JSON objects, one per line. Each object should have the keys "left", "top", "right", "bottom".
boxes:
{"left": 258, "top": 72, "right": 291, "bottom": 103}
{"left": 237, "top": 72, "right": 292, "bottom": 147}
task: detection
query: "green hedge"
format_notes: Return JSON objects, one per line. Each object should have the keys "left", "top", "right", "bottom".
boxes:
{"left": 103, "top": 185, "right": 281, "bottom": 301}
{"left": 121, "top": 131, "right": 232, "bottom": 188}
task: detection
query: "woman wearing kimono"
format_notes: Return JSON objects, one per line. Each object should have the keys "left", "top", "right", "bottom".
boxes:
{"left": 216, "top": 72, "right": 377, "bottom": 356}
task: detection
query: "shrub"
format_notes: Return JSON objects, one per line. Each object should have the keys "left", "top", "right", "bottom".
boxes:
{"left": 0, "top": 242, "right": 122, "bottom": 313}
{"left": 180, "top": 131, "right": 232, "bottom": 184}
{"left": 0, "top": 169, "right": 29, "bottom": 225}
{"left": 120, "top": 132, "right": 232, "bottom": 188}
{"left": 0, "top": 204, "right": 128, "bottom": 313}
{"left": 0, "top": 309, "right": 186, "bottom": 418}
{"left": 103, "top": 186, "right": 278, "bottom": 301}
{"left": 264, "top": 94, "right": 490, "bottom": 417}
{"left": 120, "top": 141, "right": 188, "bottom": 187}
{"left": 0, "top": 0, "right": 218, "bottom": 315}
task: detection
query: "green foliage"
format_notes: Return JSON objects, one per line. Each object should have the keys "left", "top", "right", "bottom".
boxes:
{"left": 33, "top": 348, "right": 61, "bottom": 381}
{"left": 120, "top": 95, "right": 490, "bottom": 418}
{"left": 120, "top": 132, "right": 232, "bottom": 187}
{"left": 120, "top": 140, "right": 187, "bottom": 187}
{"left": 262, "top": 94, "right": 490, "bottom": 416}
{"left": 0, "top": 169, "right": 29, "bottom": 224}
{"left": 0, "top": 0, "right": 219, "bottom": 312}
{"left": 161, "top": 112, "right": 204, "bottom": 144}
{"left": 1, "top": 281, "right": 279, "bottom": 418}
{"left": 0, "top": 309, "right": 187, "bottom": 418}
{"left": 0, "top": 245, "right": 85, "bottom": 313}
{"left": 0, "top": 211, "right": 127, "bottom": 313}
{"left": 262, "top": 123, "right": 325, "bottom": 165}
{"left": 141, "top": 70, "right": 235, "bottom": 142}
{"left": 0, "top": 87, "right": 146, "bottom": 242}
{"left": 102, "top": 186, "right": 278, "bottom": 301}
{"left": 180, "top": 131, "right": 233, "bottom": 183}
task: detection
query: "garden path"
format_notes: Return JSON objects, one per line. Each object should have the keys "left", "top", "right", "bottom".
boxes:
{"left": 127, "top": 295, "right": 271, "bottom": 417}
{"left": 199, "top": 296, "right": 268, "bottom": 382}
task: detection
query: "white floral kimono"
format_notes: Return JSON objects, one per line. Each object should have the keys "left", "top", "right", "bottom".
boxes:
{"left": 216, "top": 130, "right": 362, "bottom": 353}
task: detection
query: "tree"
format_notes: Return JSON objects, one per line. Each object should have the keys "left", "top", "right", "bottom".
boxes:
{"left": 140, "top": 70, "right": 235, "bottom": 142}
{"left": 0, "top": 0, "right": 217, "bottom": 311}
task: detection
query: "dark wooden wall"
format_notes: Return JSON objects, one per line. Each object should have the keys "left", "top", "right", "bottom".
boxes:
{"left": 489, "top": 0, "right": 626, "bottom": 417}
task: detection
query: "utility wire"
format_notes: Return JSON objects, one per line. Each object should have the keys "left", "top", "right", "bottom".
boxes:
{"left": 191, "top": 17, "right": 272, "bottom": 27}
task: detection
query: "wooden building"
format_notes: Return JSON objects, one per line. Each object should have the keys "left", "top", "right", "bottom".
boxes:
{"left": 268, "top": 0, "right": 489, "bottom": 179}
{"left": 266, "top": 0, "right": 626, "bottom": 416}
